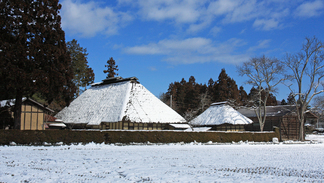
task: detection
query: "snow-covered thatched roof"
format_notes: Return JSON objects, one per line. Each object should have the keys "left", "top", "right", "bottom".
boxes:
{"left": 55, "top": 77, "right": 186, "bottom": 125}
{"left": 189, "top": 102, "right": 252, "bottom": 126}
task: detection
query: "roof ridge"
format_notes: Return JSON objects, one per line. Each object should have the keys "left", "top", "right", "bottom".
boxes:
{"left": 91, "top": 76, "right": 139, "bottom": 87}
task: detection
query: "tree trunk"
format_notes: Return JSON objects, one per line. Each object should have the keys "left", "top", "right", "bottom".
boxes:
{"left": 260, "top": 121, "right": 265, "bottom": 132}
{"left": 13, "top": 91, "right": 23, "bottom": 130}
{"left": 299, "top": 120, "right": 305, "bottom": 141}
{"left": 296, "top": 103, "right": 305, "bottom": 141}
{"left": 299, "top": 110, "right": 305, "bottom": 141}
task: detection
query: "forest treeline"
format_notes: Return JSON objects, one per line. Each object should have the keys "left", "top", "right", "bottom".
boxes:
{"left": 160, "top": 69, "right": 287, "bottom": 121}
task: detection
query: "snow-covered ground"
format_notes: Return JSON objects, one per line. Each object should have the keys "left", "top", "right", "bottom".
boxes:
{"left": 1, "top": 135, "right": 324, "bottom": 182}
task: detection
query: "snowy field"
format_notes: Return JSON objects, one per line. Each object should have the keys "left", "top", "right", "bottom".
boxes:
{"left": 1, "top": 135, "right": 324, "bottom": 182}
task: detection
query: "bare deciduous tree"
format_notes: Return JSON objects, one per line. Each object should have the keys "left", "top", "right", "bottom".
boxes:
{"left": 284, "top": 36, "right": 324, "bottom": 141}
{"left": 183, "top": 109, "right": 196, "bottom": 122}
{"left": 197, "top": 91, "right": 211, "bottom": 112}
{"left": 237, "top": 55, "right": 285, "bottom": 131}
{"left": 312, "top": 96, "right": 324, "bottom": 128}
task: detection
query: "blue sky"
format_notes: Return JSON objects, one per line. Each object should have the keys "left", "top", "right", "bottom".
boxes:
{"left": 59, "top": 0, "right": 324, "bottom": 102}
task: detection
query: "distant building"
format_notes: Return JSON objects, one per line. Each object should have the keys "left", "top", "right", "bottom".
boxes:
{"left": 0, "top": 98, "right": 55, "bottom": 130}
{"left": 44, "top": 115, "right": 66, "bottom": 130}
{"left": 55, "top": 77, "right": 188, "bottom": 130}
{"left": 189, "top": 102, "right": 252, "bottom": 131}
{"left": 237, "top": 105, "right": 318, "bottom": 141}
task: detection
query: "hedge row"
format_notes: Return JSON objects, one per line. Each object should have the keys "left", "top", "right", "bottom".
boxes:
{"left": 0, "top": 129, "right": 279, "bottom": 145}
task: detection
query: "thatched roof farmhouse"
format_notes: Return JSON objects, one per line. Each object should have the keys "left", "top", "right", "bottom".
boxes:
{"left": 55, "top": 77, "right": 187, "bottom": 130}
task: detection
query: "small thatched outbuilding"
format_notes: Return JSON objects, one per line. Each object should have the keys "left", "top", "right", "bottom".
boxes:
{"left": 189, "top": 102, "right": 252, "bottom": 131}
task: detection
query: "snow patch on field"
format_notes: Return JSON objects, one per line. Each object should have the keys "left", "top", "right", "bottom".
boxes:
{"left": 306, "top": 134, "right": 324, "bottom": 143}
{"left": 1, "top": 135, "right": 323, "bottom": 182}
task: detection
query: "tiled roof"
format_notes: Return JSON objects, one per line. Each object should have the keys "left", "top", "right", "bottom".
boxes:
{"left": 237, "top": 105, "right": 297, "bottom": 118}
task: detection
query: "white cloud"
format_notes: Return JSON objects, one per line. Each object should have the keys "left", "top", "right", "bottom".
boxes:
{"left": 253, "top": 19, "right": 280, "bottom": 31}
{"left": 295, "top": 0, "right": 324, "bottom": 18}
{"left": 207, "top": 0, "right": 240, "bottom": 16}
{"left": 125, "top": 38, "right": 212, "bottom": 55}
{"left": 209, "top": 26, "right": 222, "bottom": 36}
{"left": 271, "top": 8, "right": 290, "bottom": 19}
{"left": 219, "top": 0, "right": 260, "bottom": 23}
{"left": 135, "top": 0, "right": 205, "bottom": 23}
{"left": 130, "top": 0, "right": 293, "bottom": 32}
{"left": 116, "top": 0, "right": 323, "bottom": 34}
{"left": 149, "top": 66, "right": 157, "bottom": 71}
{"left": 187, "top": 20, "right": 212, "bottom": 34}
{"left": 247, "top": 39, "right": 271, "bottom": 52}
{"left": 123, "top": 38, "right": 249, "bottom": 64}
{"left": 124, "top": 44, "right": 165, "bottom": 55}
{"left": 239, "top": 29, "right": 246, "bottom": 34}
{"left": 60, "top": 0, "right": 132, "bottom": 37}
{"left": 208, "top": 0, "right": 290, "bottom": 30}
{"left": 61, "top": 0, "right": 323, "bottom": 38}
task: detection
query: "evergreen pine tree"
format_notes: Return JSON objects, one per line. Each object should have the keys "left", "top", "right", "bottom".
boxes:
{"left": 266, "top": 92, "right": 277, "bottom": 106}
{"left": 185, "top": 76, "right": 199, "bottom": 110}
{"left": 207, "top": 78, "right": 215, "bottom": 101}
{"left": 215, "top": 69, "right": 240, "bottom": 103}
{"left": 239, "top": 86, "right": 248, "bottom": 106}
{"left": 287, "top": 92, "right": 296, "bottom": 105}
{"left": 281, "top": 99, "right": 288, "bottom": 105}
{"left": 247, "top": 87, "right": 259, "bottom": 106}
{"left": 248, "top": 87, "right": 277, "bottom": 106}
{"left": 0, "top": 0, "right": 76, "bottom": 129}
{"left": 103, "top": 57, "right": 119, "bottom": 78}
{"left": 67, "top": 39, "right": 95, "bottom": 97}
{"left": 177, "top": 78, "right": 187, "bottom": 115}
{"left": 229, "top": 78, "right": 240, "bottom": 104}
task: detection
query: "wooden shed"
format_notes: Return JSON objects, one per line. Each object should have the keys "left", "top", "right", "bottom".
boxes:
{"left": 237, "top": 105, "right": 318, "bottom": 141}
{"left": 0, "top": 98, "right": 55, "bottom": 130}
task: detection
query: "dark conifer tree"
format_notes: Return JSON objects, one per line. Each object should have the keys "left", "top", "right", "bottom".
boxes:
{"left": 0, "top": 0, "right": 76, "bottom": 129}
{"left": 239, "top": 86, "right": 248, "bottom": 105}
{"left": 163, "top": 72, "right": 242, "bottom": 118}
{"left": 67, "top": 39, "right": 95, "bottom": 97}
{"left": 215, "top": 69, "right": 240, "bottom": 103}
{"left": 247, "top": 87, "right": 259, "bottom": 106}
{"left": 198, "top": 83, "right": 208, "bottom": 95}
{"left": 163, "top": 83, "right": 175, "bottom": 108}
{"left": 266, "top": 93, "right": 277, "bottom": 106}
{"left": 207, "top": 78, "right": 214, "bottom": 95}
{"left": 248, "top": 87, "right": 277, "bottom": 106}
{"left": 229, "top": 78, "right": 240, "bottom": 103}
{"left": 185, "top": 76, "right": 199, "bottom": 109}
{"left": 287, "top": 92, "right": 296, "bottom": 105}
{"left": 103, "top": 57, "right": 119, "bottom": 78}
{"left": 281, "top": 99, "right": 288, "bottom": 105}
{"left": 176, "top": 78, "right": 187, "bottom": 114}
